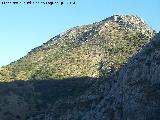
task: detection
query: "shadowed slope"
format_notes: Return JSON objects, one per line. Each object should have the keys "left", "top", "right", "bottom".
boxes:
{"left": 0, "top": 77, "right": 96, "bottom": 120}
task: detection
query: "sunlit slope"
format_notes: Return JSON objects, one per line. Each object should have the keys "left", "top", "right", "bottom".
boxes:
{"left": 0, "top": 15, "right": 154, "bottom": 81}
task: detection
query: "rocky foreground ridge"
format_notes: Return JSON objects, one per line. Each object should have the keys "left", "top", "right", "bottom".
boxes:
{"left": 0, "top": 15, "right": 160, "bottom": 120}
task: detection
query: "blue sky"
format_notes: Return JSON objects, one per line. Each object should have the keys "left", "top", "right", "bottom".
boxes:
{"left": 0, "top": 0, "right": 160, "bottom": 67}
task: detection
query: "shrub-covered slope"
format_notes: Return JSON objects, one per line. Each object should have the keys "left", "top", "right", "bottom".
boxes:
{"left": 0, "top": 15, "right": 154, "bottom": 81}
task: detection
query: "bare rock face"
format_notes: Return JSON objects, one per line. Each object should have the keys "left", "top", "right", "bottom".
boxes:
{"left": 53, "top": 33, "right": 160, "bottom": 120}
{"left": 118, "top": 32, "right": 160, "bottom": 120}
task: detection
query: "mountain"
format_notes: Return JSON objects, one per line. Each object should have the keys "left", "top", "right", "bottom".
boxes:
{"left": 0, "top": 15, "right": 160, "bottom": 120}
{"left": 0, "top": 15, "right": 154, "bottom": 81}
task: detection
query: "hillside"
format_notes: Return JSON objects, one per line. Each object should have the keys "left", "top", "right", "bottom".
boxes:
{"left": 0, "top": 15, "right": 154, "bottom": 81}
{"left": 0, "top": 15, "right": 159, "bottom": 120}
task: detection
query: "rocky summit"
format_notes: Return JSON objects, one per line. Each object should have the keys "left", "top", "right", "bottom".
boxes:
{"left": 0, "top": 15, "right": 160, "bottom": 120}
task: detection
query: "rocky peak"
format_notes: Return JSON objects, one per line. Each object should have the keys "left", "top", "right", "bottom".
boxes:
{"left": 102, "top": 15, "right": 154, "bottom": 37}
{"left": 29, "top": 15, "right": 155, "bottom": 55}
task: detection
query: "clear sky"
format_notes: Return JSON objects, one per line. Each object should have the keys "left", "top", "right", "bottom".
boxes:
{"left": 0, "top": 0, "right": 160, "bottom": 67}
